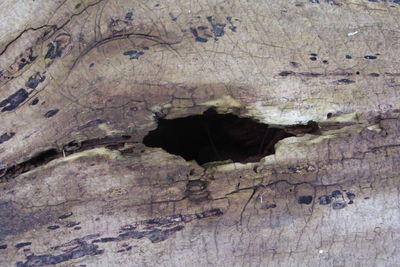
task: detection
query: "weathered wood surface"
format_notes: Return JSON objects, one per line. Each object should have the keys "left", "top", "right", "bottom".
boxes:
{"left": 1, "top": 0, "right": 400, "bottom": 266}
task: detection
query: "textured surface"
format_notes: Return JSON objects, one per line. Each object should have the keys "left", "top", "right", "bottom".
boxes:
{"left": 1, "top": 0, "right": 400, "bottom": 266}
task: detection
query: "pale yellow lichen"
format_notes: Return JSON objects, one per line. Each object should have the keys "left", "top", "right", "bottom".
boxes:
{"left": 200, "top": 95, "right": 241, "bottom": 109}
{"left": 366, "top": 124, "right": 382, "bottom": 133}
{"left": 98, "top": 123, "right": 125, "bottom": 135}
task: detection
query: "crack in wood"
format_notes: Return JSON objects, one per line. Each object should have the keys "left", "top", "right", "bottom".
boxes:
{"left": 0, "top": 135, "right": 137, "bottom": 183}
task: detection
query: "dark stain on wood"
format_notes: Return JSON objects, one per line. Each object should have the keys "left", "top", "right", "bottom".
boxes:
{"left": 122, "top": 50, "right": 144, "bottom": 60}
{"left": 16, "top": 241, "right": 103, "bottom": 267}
{"left": 279, "top": 71, "right": 295, "bottom": 76}
{"left": 332, "top": 200, "right": 347, "bottom": 209}
{"left": 30, "top": 98, "right": 39, "bottom": 106}
{"left": 0, "top": 88, "right": 29, "bottom": 112}
{"left": 66, "top": 222, "right": 80, "bottom": 228}
{"left": 15, "top": 242, "right": 32, "bottom": 249}
{"left": 44, "top": 33, "right": 72, "bottom": 60}
{"left": 190, "top": 28, "right": 208, "bottom": 43}
{"left": 298, "top": 195, "right": 313, "bottom": 205}
{"left": 318, "top": 195, "right": 332, "bottom": 205}
{"left": 44, "top": 109, "right": 59, "bottom": 118}
{"left": 58, "top": 212, "right": 73, "bottom": 220}
{"left": 207, "top": 16, "right": 226, "bottom": 40}
{"left": 0, "top": 132, "right": 15, "bottom": 145}
{"left": 337, "top": 78, "right": 355, "bottom": 84}
{"left": 93, "top": 208, "right": 223, "bottom": 244}
{"left": 25, "top": 72, "right": 45, "bottom": 89}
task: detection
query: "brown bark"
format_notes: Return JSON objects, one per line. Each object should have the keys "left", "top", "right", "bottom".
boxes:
{"left": 1, "top": 0, "right": 400, "bottom": 266}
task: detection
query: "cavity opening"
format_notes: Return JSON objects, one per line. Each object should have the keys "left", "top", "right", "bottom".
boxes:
{"left": 143, "top": 108, "right": 298, "bottom": 165}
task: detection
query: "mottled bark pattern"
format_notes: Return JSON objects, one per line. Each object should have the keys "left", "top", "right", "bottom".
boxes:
{"left": 1, "top": 0, "right": 400, "bottom": 266}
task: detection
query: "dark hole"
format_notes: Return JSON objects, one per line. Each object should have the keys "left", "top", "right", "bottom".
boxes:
{"left": 23, "top": 149, "right": 59, "bottom": 168}
{"left": 0, "top": 149, "right": 58, "bottom": 182}
{"left": 327, "top": 112, "right": 332, "bottom": 119}
{"left": 298, "top": 195, "right": 313, "bottom": 205}
{"left": 143, "top": 108, "right": 295, "bottom": 165}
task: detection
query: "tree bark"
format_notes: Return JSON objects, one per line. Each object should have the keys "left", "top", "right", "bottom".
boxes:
{"left": 1, "top": 0, "right": 400, "bottom": 266}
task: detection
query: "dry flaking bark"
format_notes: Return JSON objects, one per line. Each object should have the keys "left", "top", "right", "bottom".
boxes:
{"left": 1, "top": 0, "right": 400, "bottom": 266}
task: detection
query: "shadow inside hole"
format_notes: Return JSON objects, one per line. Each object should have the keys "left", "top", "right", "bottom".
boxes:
{"left": 143, "top": 108, "right": 296, "bottom": 165}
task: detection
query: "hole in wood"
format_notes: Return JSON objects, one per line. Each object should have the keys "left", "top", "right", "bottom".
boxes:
{"left": 143, "top": 108, "right": 296, "bottom": 165}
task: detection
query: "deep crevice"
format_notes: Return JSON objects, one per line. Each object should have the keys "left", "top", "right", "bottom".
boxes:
{"left": 143, "top": 108, "right": 299, "bottom": 165}
{"left": 0, "top": 149, "right": 59, "bottom": 182}
{"left": 0, "top": 135, "right": 136, "bottom": 182}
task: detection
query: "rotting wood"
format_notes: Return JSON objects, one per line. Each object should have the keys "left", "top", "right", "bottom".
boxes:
{"left": 2, "top": 0, "right": 400, "bottom": 266}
